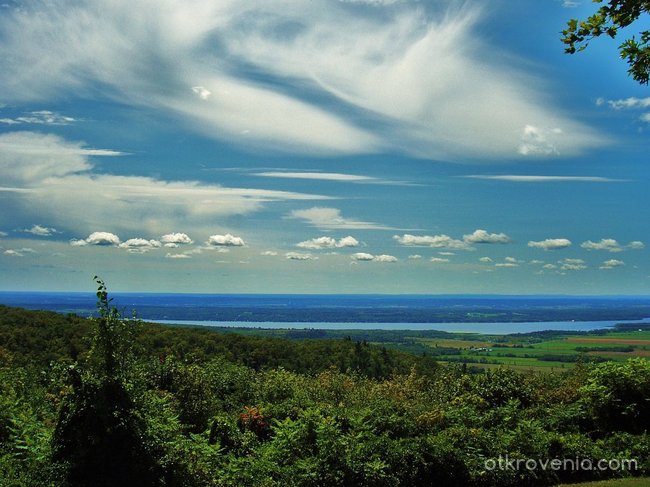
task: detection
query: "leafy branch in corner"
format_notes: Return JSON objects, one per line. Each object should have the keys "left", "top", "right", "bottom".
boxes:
{"left": 562, "top": 0, "right": 650, "bottom": 84}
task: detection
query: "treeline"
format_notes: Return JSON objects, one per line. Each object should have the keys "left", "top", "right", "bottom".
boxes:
{"left": 0, "top": 304, "right": 437, "bottom": 377}
{"left": 0, "top": 292, "right": 649, "bottom": 487}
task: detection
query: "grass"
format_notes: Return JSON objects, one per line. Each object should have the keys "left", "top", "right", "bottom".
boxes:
{"left": 556, "top": 477, "right": 650, "bottom": 486}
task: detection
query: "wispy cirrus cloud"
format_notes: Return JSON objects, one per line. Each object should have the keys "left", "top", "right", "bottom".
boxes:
{"left": 463, "top": 175, "right": 624, "bottom": 183}
{"left": 0, "top": 132, "right": 328, "bottom": 235}
{"left": 290, "top": 207, "right": 394, "bottom": 231}
{"left": 255, "top": 172, "right": 378, "bottom": 183}
{"left": 0, "top": 0, "right": 601, "bottom": 159}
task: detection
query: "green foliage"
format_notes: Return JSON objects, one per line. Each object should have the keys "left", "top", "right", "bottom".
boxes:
{"left": 579, "top": 357, "right": 650, "bottom": 433}
{"left": 0, "top": 297, "right": 649, "bottom": 486}
{"left": 562, "top": 0, "right": 650, "bottom": 84}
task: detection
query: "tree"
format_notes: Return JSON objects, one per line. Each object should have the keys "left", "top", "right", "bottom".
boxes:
{"left": 562, "top": 0, "right": 650, "bottom": 84}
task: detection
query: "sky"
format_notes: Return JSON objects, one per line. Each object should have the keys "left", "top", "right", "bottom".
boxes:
{"left": 0, "top": 0, "right": 649, "bottom": 294}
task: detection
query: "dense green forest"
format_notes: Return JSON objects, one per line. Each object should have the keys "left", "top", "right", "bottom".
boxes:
{"left": 0, "top": 284, "right": 649, "bottom": 486}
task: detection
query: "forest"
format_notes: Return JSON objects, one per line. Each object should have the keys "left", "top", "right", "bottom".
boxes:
{"left": 0, "top": 283, "right": 649, "bottom": 486}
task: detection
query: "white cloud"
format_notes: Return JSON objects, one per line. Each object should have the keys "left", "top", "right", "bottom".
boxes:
{"left": 600, "top": 259, "right": 625, "bottom": 269}
{"left": 581, "top": 239, "right": 645, "bottom": 252}
{"left": 351, "top": 252, "right": 375, "bottom": 261}
{"left": 286, "top": 252, "right": 316, "bottom": 260}
{"left": 559, "top": 258, "right": 587, "bottom": 271}
{"left": 255, "top": 171, "right": 377, "bottom": 182}
{"left": 260, "top": 250, "right": 278, "bottom": 256}
{"left": 296, "top": 235, "right": 359, "bottom": 250}
{"left": 0, "top": 0, "right": 601, "bottom": 159}
{"left": 641, "top": 113, "right": 650, "bottom": 124}
{"left": 518, "top": 125, "right": 563, "bottom": 156}
{"left": 374, "top": 254, "right": 397, "bottom": 263}
{"left": 408, "top": 254, "right": 422, "bottom": 260}
{"left": 393, "top": 234, "right": 471, "bottom": 250}
{"left": 82, "top": 231, "right": 121, "bottom": 246}
{"left": 463, "top": 229, "right": 511, "bottom": 244}
{"left": 350, "top": 252, "right": 396, "bottom": 262}
{"left": 0, "top": 132, "right": 327, "bottom": 235}
{"left": 504, "top": 256, "right": 518, "bottom": 263}
{"left": 2, "top": 110, "right": 76, "bottom": 125}
{"left": 581, "top": 238, "right": 623, "bottom": 252}
{"left": 463, "top": 175, "right": 622, "bottom": 183}
{"left": 604, "top": 97, "right": 650, "bottom": 110}
{"left": 479, "top": 256, "right": 493, "bottom": 263}
{"left": 430, "top": 257, "right": 450, "bottom": 263}
{"left": 22, "top": 224, "right": 57, "bottom": 236}
{"left": 527, "top": 238, "right": 572, "bottom": 250}
{"left": 119, "top": 238, "right": 162, "bottom": 252}
{"left": 191, "top": 86, "right": 211, "bottom": 100}
{"left": 495, "top": 262, "right": 518, "bottom": 268}
{"left": 207, "top": 234, "right": 245, "bottom": 247}
{"left": 3, "top": 248, "right": 35, "bottom": 257}
{"left": 161, "top": 233, "right": 194, "bottom": 245}
{"left": 290, "top": 207, "right": 393, "bottom": 230}
{"left": 0, "top": 231, "right": 7, "bottom": 238}
{"left": 165, "top": 252, "right": 192, "bottom": 259}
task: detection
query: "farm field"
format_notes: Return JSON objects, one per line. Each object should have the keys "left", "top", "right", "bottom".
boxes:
{"left": 415, "top": 330, "right": 650, "bottom": 370}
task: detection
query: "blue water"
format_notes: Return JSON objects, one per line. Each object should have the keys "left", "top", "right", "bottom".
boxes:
{"left": 1, "top": 291, "right": 650, "bottom": 334}
{"left": 152, "top": 319, "right": 649, "bottom": 334}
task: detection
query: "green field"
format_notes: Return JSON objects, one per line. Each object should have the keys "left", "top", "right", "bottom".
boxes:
{"left": 414, "top": 330, "right": 650, "bottom": 370}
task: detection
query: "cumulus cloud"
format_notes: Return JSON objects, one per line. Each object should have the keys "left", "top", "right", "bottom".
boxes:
{"left": 393, "top": 234, "right": 470, "bottom": 250}
{"left": 495, "top": 262, "right": 518, "bottom": 268}
{"left": 581, "top": 239, "right": 645, "bottom": 252}
{"left": 207, "top": 234, "right": 245, "bottom": 247}
{"left": 165, "top": 252, "right": 192, "bottom": 259}
{"left": 351, "top": 252, "right": 375, "bottom": 261}
{"left": 71, "top": 231, "right": 121, "bottom": 246}
{"left": 119, "top": 238, "right": 162, "bottom": 252}
{"left": 374, "top": 254, "right": 397, "bottom": 263}
{"left": 479, "top": 256, "right": 493, "bottom": 263}
{"left": 296, "top": 235, "right": 359, "bottom": 250}
{"left": 518, "top": 125, "right": 563, "bottom": 156}
{"left": 22, "top": 224, "right": 57, "bottom": 236}
{"left": 602, "top": 97, "right": 650, "bottom": 110}
{"left": 286, "top": 252, "right": 316, "bottom": 260}
{"left": 0, "top": 0, "right": 601, "bottom": 159}
{"left": 408, "top": 254, "right": 422, "bottom": 260}
{"left": 559, "top": 258, "right": 587, "bottom": 271}
{"left": 463, "top": 229, "right": 511, "bottom": 244}
{"left": 0, "top": 132, "right": 327, "bottom": 235}
{"left": 527, "top": 238, "right": 572, "bottom": 250}
{"left": 290, "top": 207, "right": 393, "bottom": 230}
{"left": 260, "top": 250, "right": 278, "bottom": 256}
{"left": 430, "top": 257, "right": 450, "bottom": 263}
{"left": 351, "top": 252, "right": 397, "bottom": 262}
{"left": 600, "top": 259, "right": 625, "bottom": 269}
{"left": 191, "top": 86, "right": 211, "bottom": 100}
{"left": 161, "top": 233, "right": 194, "bottom": 246}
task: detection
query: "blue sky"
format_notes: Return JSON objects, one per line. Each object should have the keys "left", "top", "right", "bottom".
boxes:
{"left": 0, "top": 0, "right": 649, "bottom": 294}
